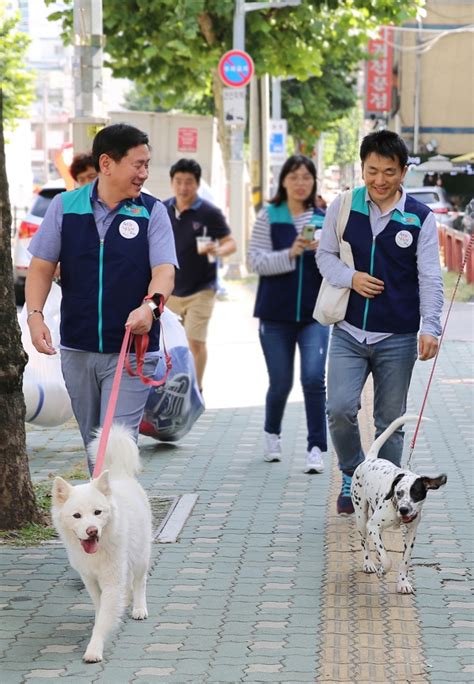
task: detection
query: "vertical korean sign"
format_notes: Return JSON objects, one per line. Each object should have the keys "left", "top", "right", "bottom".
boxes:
{"left": 365, "top": 27, "right": 394, "bottom": 116}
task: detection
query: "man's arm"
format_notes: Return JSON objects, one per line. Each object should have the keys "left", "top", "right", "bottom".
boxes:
{"left": 125, "top": 264, "right": 175, "bottom": 335}
{"left": 211, "top": 234, "right": 236, "bottom": 258}
{"left": 25, "top": 257, "right": 58, "bottom": 355}
{"left": 417, "top": 211, "right": 444, "bottom": 360}
{"left": 316, "top": 194, "right": 384, "bottom": 297}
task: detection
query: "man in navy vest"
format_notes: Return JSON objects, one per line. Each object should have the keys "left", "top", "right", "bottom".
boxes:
{"left": 316, "top": 130, "right": 443, "bottom": 514}
{"left": 25, "top": 124, "right": 178, "bottom": 470}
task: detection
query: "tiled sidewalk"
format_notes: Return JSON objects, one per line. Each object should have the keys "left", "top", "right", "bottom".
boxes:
{"left": 0, "top": 283, "right": 472, "bottom": 682}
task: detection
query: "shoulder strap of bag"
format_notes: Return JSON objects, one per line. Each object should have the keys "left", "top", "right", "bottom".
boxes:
{"left": 336, "top": 190, "right": 352, "bottom": 241}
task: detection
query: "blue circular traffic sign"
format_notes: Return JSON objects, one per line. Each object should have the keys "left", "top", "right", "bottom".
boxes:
{"left": 218, "top": 50, "right": 254, "bottom": 88}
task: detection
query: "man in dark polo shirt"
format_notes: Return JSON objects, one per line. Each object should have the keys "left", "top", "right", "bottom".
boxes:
{"left": 164, "top": 159, "right": 236, "bottom": 392}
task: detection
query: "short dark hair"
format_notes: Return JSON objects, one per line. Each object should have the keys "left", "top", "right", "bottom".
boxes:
{"left": 69, "top": 152, "right": 94, "bottom": 181}
{"left": 92, "top": 123, "right": 149, "bottom": 171}
{"left": 270, "top": 154, "right": 317, "bottom": 208}
{"left": 169, "top": 158, "right": 201, "bottom": 183}
{"left": 360, "top": 130, "right": 408, "bottom": 169}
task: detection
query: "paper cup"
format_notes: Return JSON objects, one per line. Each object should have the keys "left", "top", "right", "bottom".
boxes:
{"left": 196, "top": 236, "right": 211, "bottom": 254}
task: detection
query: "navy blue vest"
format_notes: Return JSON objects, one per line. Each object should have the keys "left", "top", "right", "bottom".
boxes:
{"left": 59, "top": 184, "right": 161, "bottom": 353}
{"left": 344, "top": 187, "right": 430, "bottom": 333}
{"left": 254, "top": 203, "right": 325, "bottom": 323}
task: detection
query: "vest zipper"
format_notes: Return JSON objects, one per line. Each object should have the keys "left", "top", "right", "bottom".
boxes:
{"left": 98, "top": 239, "right": 104, "bottom": 352}
{"left": 362, "top": 236, "right": 376, "bottom": 330}
{"left": 296, "top": 255, "right": 304, "bottom": 322}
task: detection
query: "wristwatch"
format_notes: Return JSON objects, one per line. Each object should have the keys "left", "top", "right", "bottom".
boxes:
{"left": 143, "top": 293, "right": 164, "bottom": 321}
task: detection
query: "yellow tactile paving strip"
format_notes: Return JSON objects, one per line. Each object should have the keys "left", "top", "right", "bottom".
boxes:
{"left": 318, "top": 382, "right": 429, "bottom": 683}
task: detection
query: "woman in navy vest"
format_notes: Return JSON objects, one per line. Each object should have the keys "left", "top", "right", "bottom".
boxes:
{"left": 248, "top": 155, "right": 329, "bottom": 474}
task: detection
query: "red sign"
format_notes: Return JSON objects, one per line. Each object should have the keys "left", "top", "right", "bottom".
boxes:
{"left": 177, "top": 127, "right": 198, "bottom": 152}
{"left": 365, "top": 27, "right": 394, "bottom": 114}
{"left": 218, "top": 50, "right": 254, "bottom": 88}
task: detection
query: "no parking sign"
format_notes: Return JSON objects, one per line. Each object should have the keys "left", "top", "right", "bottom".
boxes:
{"left": 218, "top": 50, "right": 254, "bottom": 88}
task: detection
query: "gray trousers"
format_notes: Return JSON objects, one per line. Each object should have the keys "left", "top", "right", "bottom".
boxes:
{"left": 61, "top": 349, "right": 158, "bottom": 471}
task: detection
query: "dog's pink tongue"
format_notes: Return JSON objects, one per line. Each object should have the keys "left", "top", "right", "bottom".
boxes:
{"left": 81, "top": 538, "right": 99, "bottom": 554}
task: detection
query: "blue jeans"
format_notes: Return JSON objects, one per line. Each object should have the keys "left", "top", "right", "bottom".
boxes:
{"left": 259, "top": 319, "right": 330, "bottom": 452}
{"left": 326, "top": 327, "right": 418, "bottom": 474}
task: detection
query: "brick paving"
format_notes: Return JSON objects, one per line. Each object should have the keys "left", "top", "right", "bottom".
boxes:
{"left": 0, "top": 282, "right": 472, "bottom": 682}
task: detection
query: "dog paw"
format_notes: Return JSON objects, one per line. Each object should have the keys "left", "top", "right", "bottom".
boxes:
{"left": 363, "top": 561, "right": 377, "bottom": 574}
{"left": 376, "top": 565, "right": 386, "bottom": 578}
{"left": 83, "top": 649, "right": 103, "bottom": 663}
{"left": 132, "top": 607, "right": 148, "bottom": 620}
{"left": 397, "top": 579, "right": 415, "bottom": 594}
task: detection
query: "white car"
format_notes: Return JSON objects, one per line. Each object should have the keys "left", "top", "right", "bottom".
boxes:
{"left": 13, "top": 179, "right": 66, "bottom": 304}
{"left": 406, "top": 186, "right": 454, "bottom": 226}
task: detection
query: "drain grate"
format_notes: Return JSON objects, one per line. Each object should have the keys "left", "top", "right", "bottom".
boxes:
{"left": 149, "top": 496, "right": 179, "bottom": 539}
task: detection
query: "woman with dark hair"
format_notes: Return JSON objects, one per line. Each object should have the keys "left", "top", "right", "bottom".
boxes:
{"left": 247, "top": 154, "right": 329, "bottom": 474}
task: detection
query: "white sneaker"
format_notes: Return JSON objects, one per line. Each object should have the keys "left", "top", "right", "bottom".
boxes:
{"left": 304, "top": 446, "right": 324, "bottom": 474}
{"left": 263, "top": 432, "right": 281, "bottom": 462}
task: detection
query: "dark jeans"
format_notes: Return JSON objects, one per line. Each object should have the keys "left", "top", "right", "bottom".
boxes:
{"left": 259, "top": 319, "right": 330, "bottom": 452}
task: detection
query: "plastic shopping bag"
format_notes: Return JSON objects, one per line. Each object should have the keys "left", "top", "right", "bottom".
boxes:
{"left": 139, "top": 307, "right": 204, "bottom": 442}
{"left": 19, "top": 282, "right": 73, "bottom": 427}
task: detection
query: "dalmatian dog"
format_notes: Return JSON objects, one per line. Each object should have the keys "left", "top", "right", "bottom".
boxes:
{"left": 351, "top": 415, "right": 447, "bottom": 594}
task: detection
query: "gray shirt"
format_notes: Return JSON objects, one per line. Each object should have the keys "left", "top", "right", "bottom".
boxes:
{"left": 316, "top": 187, "right": 443, "bottom": 342}
{"left": 29, "top": 181, "right": 178, "bottom": 270}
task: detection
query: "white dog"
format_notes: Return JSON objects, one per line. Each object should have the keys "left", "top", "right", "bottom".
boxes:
{"left": 351, "top": 415, "right": 447, "bottom": 594}
{"left": 52, "top": 424, "right": 152, "bottom": 663}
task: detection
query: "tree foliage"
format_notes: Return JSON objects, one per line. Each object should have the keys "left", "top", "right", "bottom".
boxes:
{"left": 47, "top": 0, "right": 424, "bottom": 141}
{"left": 0, "top": 3, "right": 34, "bottom": 130}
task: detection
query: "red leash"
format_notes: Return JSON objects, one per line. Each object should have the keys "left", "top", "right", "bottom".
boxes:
{"left": 408, "top": 232, "right": 474, "bottom": 465}
{"left": 92, "top": 324, "right": 172, "bottom": 478}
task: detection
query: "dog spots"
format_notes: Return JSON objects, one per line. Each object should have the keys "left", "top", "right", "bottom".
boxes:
{"left": 410, "top": 478, "right": 428, "bottom": 503}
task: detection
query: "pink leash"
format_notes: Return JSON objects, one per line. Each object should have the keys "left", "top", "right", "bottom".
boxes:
{"left": 407, "top": 232, "right": 474, "bottom": 465}
{"left": 92, "top": 325, "right": 172, "bottom": 479}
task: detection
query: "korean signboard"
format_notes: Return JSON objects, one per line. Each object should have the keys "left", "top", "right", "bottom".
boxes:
{"left": 365, "top": 27, "right": 394, "bottom": 115}
{"left": 178, "top": 127, "right": 198, "bottom": 152}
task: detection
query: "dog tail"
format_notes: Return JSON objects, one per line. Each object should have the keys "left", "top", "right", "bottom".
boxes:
{"left": 89, "top": 424, "right": 141, "bottom": 478}
{"left": 366, "top": 414, "right": 422, "bottom": 460}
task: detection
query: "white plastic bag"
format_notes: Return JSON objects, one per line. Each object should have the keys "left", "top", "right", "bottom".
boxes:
{"left": 140, "top": 308, "right": 204, "bottom": 442}
{"left": 19, "top": 282, "right": 73, "bottom": 427}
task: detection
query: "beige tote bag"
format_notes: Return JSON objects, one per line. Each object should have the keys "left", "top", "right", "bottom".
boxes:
{"left": 313, "top": 190, "right": 354, "bottom": 326}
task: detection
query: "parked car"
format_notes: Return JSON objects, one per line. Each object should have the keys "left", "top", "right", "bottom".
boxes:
{"left": 406, "top": 186, "right": 454, "bottom": 226}
{"left": 13, "top": 179, "right": 66, "bottom": 305}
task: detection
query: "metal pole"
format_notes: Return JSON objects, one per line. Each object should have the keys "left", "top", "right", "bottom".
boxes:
{"left": 72, "top": 0, "right": 107, "bottom": 152}
{"left": 227, "top": 0, "right": 247, "bottom": 277}
{"left": 413, "top": 17, "right": 422, "bottom": 153}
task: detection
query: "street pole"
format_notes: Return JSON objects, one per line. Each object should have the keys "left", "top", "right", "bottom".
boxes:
{"left": 413, "top": 17, "right": 422, "bottom": 154}
{"left": 226, "top": 0, "right": 247, "bottom": 278}
{"left": 72, "top": 0, "right": 108, "bottom": 153}
{"left": 227, "top": 0, "right": 301, "bottom": 277}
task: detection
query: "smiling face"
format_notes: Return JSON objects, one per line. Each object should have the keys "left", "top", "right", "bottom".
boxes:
{"left": 362, "top": 152, "right": 407, "bottom": 211}
{"left": 99, "top": 144, "right": 150, "bottom": 203}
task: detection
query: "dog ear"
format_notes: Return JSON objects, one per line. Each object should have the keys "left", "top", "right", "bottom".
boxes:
{"left": 93, "top": 470, "right": 111, "bottom": 496}
{"left": 52, "top": 477, "right": 72, "bottom": 505}
{"left": 384, "top": 473, "right": 404, "bottom": 501}
{"left": 422, "top": 474, "right": 447, "bottom": 490}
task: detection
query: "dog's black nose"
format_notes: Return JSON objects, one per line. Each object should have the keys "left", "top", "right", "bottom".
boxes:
{"left": 86, "top": 526, "right": 98, "bottom": 537}
{"left": 399, "top": 507, "right": 410, "bottom": 516}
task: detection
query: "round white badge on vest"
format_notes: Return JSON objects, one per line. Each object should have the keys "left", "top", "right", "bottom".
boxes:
{"left": 395, "top": 230, "right": 413, "bottom": 248}
{"left": 119, "top": 219, "right": 139, "bottom": 239}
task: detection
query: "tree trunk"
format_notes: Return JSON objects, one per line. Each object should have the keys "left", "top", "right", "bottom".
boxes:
{"left": 0, "top": 89, "right": 42, "bottom": 529}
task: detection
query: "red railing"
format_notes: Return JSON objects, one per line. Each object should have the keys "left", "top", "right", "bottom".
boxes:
{"left": 438, "top": 225, "right": 473, "bottom": 284}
